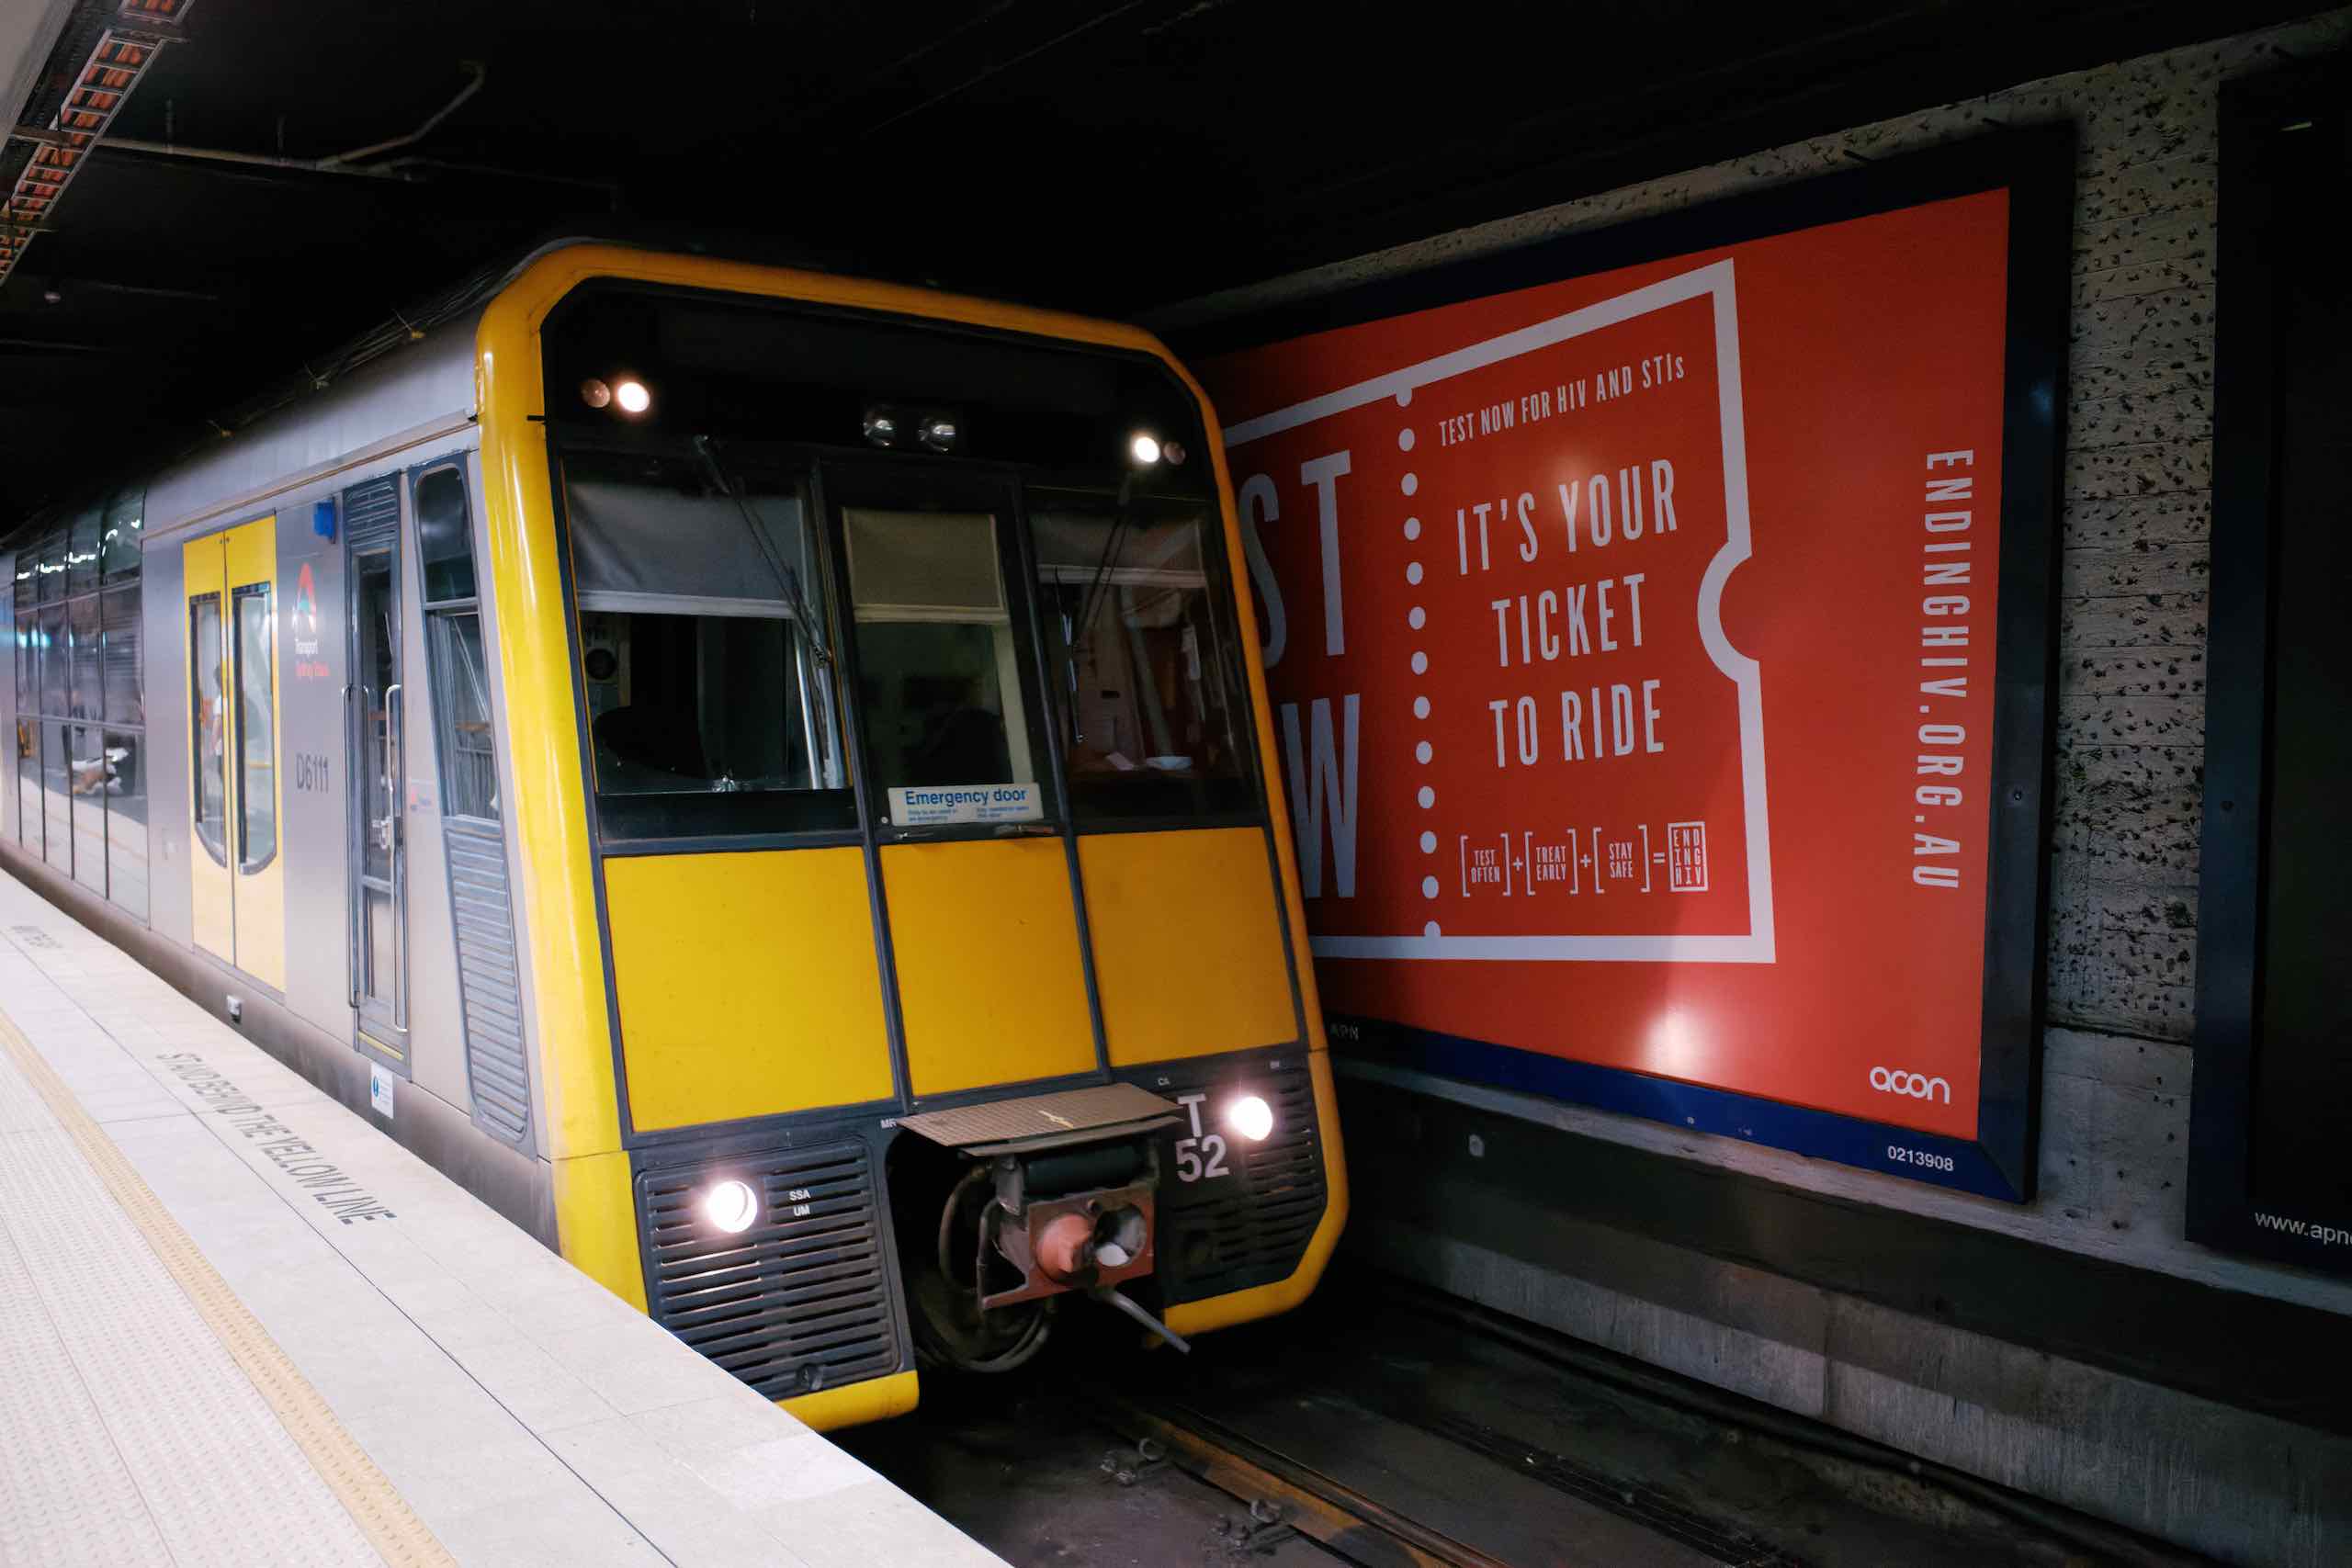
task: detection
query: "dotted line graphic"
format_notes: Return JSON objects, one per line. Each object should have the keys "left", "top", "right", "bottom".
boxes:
{"left": 1398, "top": 388, "right": 1442, "bottom": 939}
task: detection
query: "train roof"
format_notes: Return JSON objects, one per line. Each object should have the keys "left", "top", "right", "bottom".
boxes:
{"left": 6, "top": 231, "right": 820, "bottom": 552}
{"left": 9, "top": 229, "right": 1170, "bottom": 556}
{"left": 139, "top": 299, "right": 485, "bottom": 544}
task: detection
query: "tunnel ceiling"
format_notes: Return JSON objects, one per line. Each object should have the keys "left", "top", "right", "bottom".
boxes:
{"left": 0, "top": 0, "right": 2324, "bottom": 520}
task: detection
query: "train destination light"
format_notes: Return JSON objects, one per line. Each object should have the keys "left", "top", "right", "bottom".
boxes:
{"left": 704, "top": 1178, "right": 760, "bottom": 1234}
{"left": 1226, "top": 1093, "right": 1274, "bottom": 1142}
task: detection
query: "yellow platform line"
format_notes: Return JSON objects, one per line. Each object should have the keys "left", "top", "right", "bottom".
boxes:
{"left": 0, "top": 1004, "right": 457, "bottom": 1568}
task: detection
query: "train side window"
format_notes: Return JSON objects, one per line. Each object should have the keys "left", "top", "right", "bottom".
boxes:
{"left": 67, "top": 593, "right": 98, "bottom": 721}
{"left": 1031, "top": 495, "right": 1254, "bottom": 823}
{"left": 559, "top": 449, "right": 852, "bottom": 839}
{"left": 66, "top": 506, "right": 100, "bottom": 596}
{"left": 99, "top": 488, "right": 143, "bottom": 582}
{"left": 10, "top": 564, "right": 29, "bottom": 850}
{"left": 190, "top": 592, "right": 228, "bottom": 866}
{"left": 232, "top": 582, "right": 277, "bottom": 872}
{"left": 415, "top": 467, "right": 501, "bottom": 822}
{"left": 430, "top": 612, "right": 497, "bottom": 820}
{"left": 16, "top": 502, "right": 144, "bottom": 902}
{"left": 416, "top": 465, "right": 476, "bottom": 604}
{"left": 34, "top": 529, "right": 66, "bottom": 604}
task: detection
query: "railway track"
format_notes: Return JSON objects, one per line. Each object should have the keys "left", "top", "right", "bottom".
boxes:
{"left": 1097, "top": 1383, "right": 1799, "bottom": 1568}
{"left": 847, "top": 1269, "right": 2204, "bottom": 1567}
{"left": 1097, "top": 1393, "right": 1514, "bottom": 1567}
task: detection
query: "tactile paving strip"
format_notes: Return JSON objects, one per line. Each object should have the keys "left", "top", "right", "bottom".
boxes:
{"left": 0, "top": 1213, "right": 175, "bottom": 1563}
{"left": 0, "top": 1001, "right": 455, "bottom": 1568}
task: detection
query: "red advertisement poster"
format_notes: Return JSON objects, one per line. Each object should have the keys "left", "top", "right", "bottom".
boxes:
{"left": 1204, "top": 186, "right": 2032, "bottom": 1154}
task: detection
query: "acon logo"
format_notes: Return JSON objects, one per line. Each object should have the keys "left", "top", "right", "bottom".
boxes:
{"left": 1869, "top": 1066, "right": 1951, "bottom": 1102}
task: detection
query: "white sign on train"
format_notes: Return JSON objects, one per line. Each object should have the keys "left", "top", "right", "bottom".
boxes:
{"left": 888, "top": 783, "right": 1044, "bottom": 826}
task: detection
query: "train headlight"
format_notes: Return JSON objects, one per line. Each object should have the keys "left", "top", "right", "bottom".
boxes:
{"left": 704, "top": 1179, "right": 760, "bottom": 1234}
{"left": 1129, "top": 432, "right": 1162, "bottom": 466}
{"left": 919, "top": 414, "right": 960, "bottom": 453}
{"left": 1225, "top": 1094, "right": 1274, "bottom": 1143}
{"left": 614, "top": 378, "right": 652, "bottom": 416}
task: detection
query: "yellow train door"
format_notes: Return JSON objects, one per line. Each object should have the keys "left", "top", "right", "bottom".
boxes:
{"left": 183, "top": 516, "right": 285, "bottom": 991}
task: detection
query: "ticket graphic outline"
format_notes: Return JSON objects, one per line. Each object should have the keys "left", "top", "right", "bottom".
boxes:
{"left": 1226, "top": 260, "right": 1776, "bottom": 964}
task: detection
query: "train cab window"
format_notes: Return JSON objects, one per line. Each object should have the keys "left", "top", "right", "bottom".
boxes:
{"left": 1032, "top": 496, "right": 1253, "bottom": 822}
{"left": 560, "top": 449, "right": 852, "bottom": 839}
{"left": 844, "top": 507, "right": 1040, "bottom": 818}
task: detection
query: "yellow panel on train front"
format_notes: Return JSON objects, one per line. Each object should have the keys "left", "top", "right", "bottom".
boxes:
{"left": 605, "top": 848, "right": 894, "bottom": 1128}
{"left": 1080, "top": 826, "right": 1295, "bottom": 1066}
{"left": 882, "top": 837, "right": 1096, "bottom": 1096}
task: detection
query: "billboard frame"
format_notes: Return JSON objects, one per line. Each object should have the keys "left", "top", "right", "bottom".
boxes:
{"left": 1185, "top": 128, "right": 2073, "bottom": 1201}
{"left": 2188, "top": 61, "right": 2352, "bottom": 1276}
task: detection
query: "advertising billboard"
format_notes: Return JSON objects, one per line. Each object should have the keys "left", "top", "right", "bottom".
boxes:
{"left": 2191, "top": 74, "right": 2352, "bottom": 1277}
{"left": 1198, "top": 135, "right": 2068, "bottom": 1199}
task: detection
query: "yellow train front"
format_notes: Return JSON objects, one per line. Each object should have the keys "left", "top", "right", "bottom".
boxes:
{"left": 4, "top": 243, "right": 1347, "bottom": 1429}
{"left": 488, "top": 248, "right": 1345, "bottom": 1425}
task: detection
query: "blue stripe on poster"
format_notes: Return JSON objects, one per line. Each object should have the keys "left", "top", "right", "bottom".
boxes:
{"left": 1339, "top": 1017, "right": 2023, "bottom": 1201}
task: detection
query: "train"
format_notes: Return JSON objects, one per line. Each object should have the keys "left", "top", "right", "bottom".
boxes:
{"left": 1, "top": 241, "right": 1346, "bottom": 1428}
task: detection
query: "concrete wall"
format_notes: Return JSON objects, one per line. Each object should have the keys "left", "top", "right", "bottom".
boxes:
{"left": 1154, "top": 13, "right": 2352, "bottom": 1562}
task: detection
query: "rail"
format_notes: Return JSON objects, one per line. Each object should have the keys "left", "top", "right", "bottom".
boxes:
{"left": 1096, "top": 1391, "right": 1513, "bottom": 1568}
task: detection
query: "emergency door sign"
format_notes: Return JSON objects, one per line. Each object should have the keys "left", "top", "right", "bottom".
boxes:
{"left": 1204, "top": 155, "right": 2063, "bottom": 1200}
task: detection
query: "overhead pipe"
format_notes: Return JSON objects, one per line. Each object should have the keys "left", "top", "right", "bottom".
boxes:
{"left": 85, "top": 60, "right": 616, "bottom": 204}
{"left": 320, "top": 60, "right": 485, "bottom": 166}
{"left": 95, "top": 135, "right": 411, "bottom": 179}
{"left": 85, "top": 60, "right": 492, "bottom": 184}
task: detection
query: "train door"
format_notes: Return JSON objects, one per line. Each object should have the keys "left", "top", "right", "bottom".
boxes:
{"left": 182, "top": 516, "right": 285, "bottom": 991}
{"left": 827, "top": 462, "right": 1102, "bottom": 1099}
{"left": 345, "top": 487, "right": 407, "bottom": 1066}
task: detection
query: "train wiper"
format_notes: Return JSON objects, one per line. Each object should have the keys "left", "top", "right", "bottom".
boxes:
{"left": 1075, "top": 464, "right": 1143, "bottom": 647}
{"left": 690, "top": 434, "right": 836, "bottom": 668}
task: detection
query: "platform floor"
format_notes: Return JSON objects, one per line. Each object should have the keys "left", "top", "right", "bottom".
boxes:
{"left": 0, "top": 870, "right": 1003, "bottom": 1568}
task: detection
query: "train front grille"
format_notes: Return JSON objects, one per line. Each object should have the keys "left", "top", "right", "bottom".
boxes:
{"left": 637, "top": 1142, "right": 901, "bottom": 1399}
{"left": 1156, "top": 1066, "right": 1327, "bottom": 1303}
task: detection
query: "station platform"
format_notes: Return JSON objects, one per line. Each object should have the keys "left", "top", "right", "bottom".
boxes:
{"left": 0, "top": 870, "right": 1005, "bottom": 1568}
